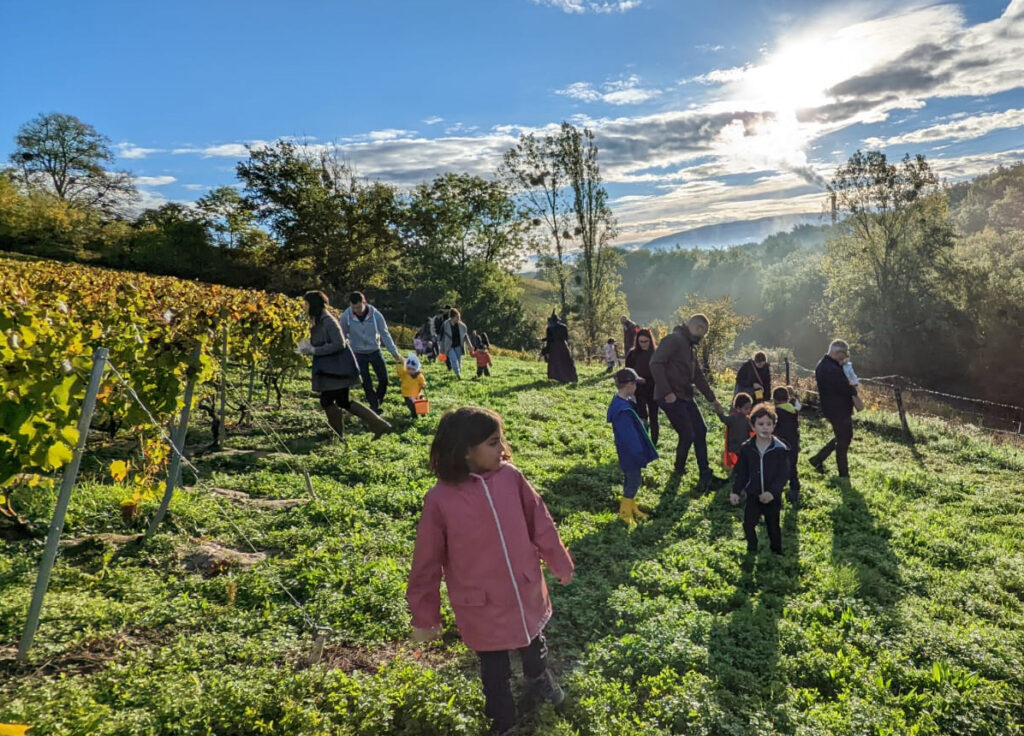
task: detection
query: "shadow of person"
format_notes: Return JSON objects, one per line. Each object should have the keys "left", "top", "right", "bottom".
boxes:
{"left": 541, "top": 463, "right": 691, "bottom": 649}
{"left": 705, "top": 499, "right": 801, "bottom": 734}
{"left": 830, "top": 479, "right": 903, "bottom": 608}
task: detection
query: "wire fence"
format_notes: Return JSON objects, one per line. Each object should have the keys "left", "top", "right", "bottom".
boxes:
{"left": 725, "top": 357, "right": 1024, "bottom": 439}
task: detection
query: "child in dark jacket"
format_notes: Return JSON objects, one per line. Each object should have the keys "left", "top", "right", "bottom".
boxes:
{"left": 729, "top": 403, "right": 790, "bottom": 555}
{"left": 719, "top": 392, "right": 753, "bottom": 475}
{"left": 607, "top": 368, "right": 659, "bottom": 527}
{"left": 773, "top": 386, "right": 802, "bottom": 503}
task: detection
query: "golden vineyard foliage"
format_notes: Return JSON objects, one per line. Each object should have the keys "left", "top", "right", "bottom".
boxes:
{"left": 0, "top": 256, "right": 308, "bottom": 493}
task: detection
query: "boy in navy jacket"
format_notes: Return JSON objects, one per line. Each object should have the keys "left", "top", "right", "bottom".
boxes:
{"left": 608, "top": 368, "right": 659, "bottom": 527}
{"left": 730, "top": 403, "right": 790, "bottom": 555}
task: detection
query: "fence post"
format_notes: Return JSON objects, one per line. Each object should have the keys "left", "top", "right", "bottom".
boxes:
{"left": 19, "top": 348, "right": 108, "bottom": 661}
{"left": 218, "top": 326, "right": 228, "bottom": 446}
{"left": 145, "top": 347, "right": 200, "bottom": 540}
{"left": 785, "top": 357, "right": 790, "bottom": 385}
{"left": 893, "top": 385, "right": 913, "bottom": 441}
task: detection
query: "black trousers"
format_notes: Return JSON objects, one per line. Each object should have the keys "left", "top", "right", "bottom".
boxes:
{"left": 811, "top": 413, "right": 853, "bottom": 477}
{"left": 789, "top": 450, "right": 801, "bottom": 491}
{"left": 744, "top": 496, "right": 782, "bottom": 554}
{"left": 355, "top": 350, "right": 388, "bottom": 411}
{"left": 403, "top": 397, "right": 418, "bottom": 419}
{"left": 478, "top": 634, "right": 548, "bottom": 734}
{"left": 657, "top": 398, "right": 709, "bottom": 475}
{"left": 318, "top": 388, "right": 350, "bottom": 410}
{"left": 477, "top": 365, "right": 491, "bottom": 377}
{"left": 634, "top": 392, "right": 659, "bottom": 444}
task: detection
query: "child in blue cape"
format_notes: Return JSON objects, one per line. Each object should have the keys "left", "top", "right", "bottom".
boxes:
{"left": 607, "top": 368, "right": 659, "bottom": 526}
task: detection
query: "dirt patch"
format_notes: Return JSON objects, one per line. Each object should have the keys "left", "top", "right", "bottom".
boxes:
{"left": 181, "top": 539, "right": 266, "bottom": 576}
{"left": 209, "top": 487, "right": 308, "bottom": 510}
{"left": 319, "top": 641, "right": 461, "bottom": 675}
{"left": 0, "top": 628, "right": 167, "bottom": 678}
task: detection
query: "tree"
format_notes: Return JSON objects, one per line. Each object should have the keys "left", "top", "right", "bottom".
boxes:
{"left": 559, "top": 122, "right": 626, "bottom": 348}
{"left": 500, "top": 132, "right": 574, "bottom": 317}
{"left": 400, "top": 173, "right": 536, "bottom": 348}
{"left": 7, "top": 112, "right": 136, "bottom": 214}
{"left": 237, "top": 141, "right": 402, "bottom": 294}
{"left": 675, "top": 295, "right": 754, "bottom": 376}
{"left": 822, "top": 150, "right": 969, "bottom": 374}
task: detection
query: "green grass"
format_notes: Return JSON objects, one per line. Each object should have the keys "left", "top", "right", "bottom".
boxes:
{"left": 2, "top": 356, "right": 1023, "bottom": 735}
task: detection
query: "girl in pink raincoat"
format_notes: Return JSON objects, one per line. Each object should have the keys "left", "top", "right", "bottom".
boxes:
{"left": 407, "top": 407, "right": 575, "bottom": 736}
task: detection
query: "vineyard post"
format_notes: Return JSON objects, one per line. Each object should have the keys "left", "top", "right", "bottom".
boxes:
{"left": 145, "top": 347, "right": 200, "bottom": 540}
{"left": 247, "top": 361, "right": 256, "bottom": 404}
{"left": 219, "top": 326, "right": 228, "bottom": 447}
{"left": 18, "top": 348, "right": 108, "bottom": 661}
{"left": 785, "top": 357, "right": 790, "bottom": 385}
{"left": 894, "top": 385, "right": 913, "bottom": 441}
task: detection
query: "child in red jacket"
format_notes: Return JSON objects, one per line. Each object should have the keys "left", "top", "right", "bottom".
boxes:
{"left": 472, "top": 346, "right": 493, "bottom": 378}
{"left": 407, "top": 407, "right": 574, "bottom": 736}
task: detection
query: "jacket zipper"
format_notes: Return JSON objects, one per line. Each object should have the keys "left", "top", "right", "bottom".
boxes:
{"left": 471, "top": 472, "right": 532, "bottom": 646}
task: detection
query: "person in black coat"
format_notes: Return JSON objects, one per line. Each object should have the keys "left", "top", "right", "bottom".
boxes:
{"left": 541, "top": 312, "right": 578, "bottom": 384}
{"left": 730, "top": 403, "right": 790, "bottom": 555}
{"left": 772, "top": 386, "right": 801, "bottom": 502}
{"left": 734, "top": 351, "right": 771, "bottom": 404}
{"left": 808, "top": 340, "right": 863, "bottom": 479}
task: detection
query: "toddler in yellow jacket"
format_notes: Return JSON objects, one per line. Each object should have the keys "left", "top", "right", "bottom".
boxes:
{"left": 397, "top": 353, "right": 427, "bottom": 419}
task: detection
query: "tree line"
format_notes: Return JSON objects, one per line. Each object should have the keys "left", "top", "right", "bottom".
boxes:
{"left": 617, "top": 157, "right": 1024, "bottom": 406}
{"left": 0, "top": 113, "right": 628, "bottom": 352}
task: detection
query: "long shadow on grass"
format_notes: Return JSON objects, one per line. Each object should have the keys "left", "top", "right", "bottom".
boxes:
{"left": 706, "top": 502, "right": 802, "bottom": 734}
{"left": 831, "top": 479, "right": 904, "bottom": 609}
{"left": 543, "top": 464, "right": 691, "bottom": 651}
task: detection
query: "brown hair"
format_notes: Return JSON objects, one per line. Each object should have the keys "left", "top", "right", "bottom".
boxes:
{"left": 753, "top": 351, "right": 767, "bottom": 364}
{"left": 634, "top": 328, "right": 656, "bottom": 350}
{"left": 429, "top": 407, "right": 511, "bottom": 482}
{"left": 772, "top": 386, "right": 791, "bottom": 403}
{"left": 749, "top": 402, "right": 777, "bottom": 424}
{"left": 733, "top": 392, "right": 753, "bottom": 409}
{"left": 448, "top": 308, "right": 461, "bottom": 321}
{"left": 689, "top": 313, "right": 709, "bottom": 327}
{"left": 303, "top": 290, "right": 329, "bottom": 319}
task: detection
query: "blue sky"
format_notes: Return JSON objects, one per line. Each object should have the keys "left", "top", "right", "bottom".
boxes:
{"left": 2, "top": 0, "right": 1022, "bottom": 244}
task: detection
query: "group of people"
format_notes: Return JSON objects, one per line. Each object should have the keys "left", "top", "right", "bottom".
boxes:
{"left": 300, "top": 293, "right": 863, "bottom": 736}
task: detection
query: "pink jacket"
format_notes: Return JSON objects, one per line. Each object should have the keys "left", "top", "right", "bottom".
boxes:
{"left": 407, "top": 463, "right": 574, "bottom": 652}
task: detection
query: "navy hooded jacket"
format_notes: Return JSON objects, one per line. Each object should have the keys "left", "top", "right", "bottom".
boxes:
{"left": 607, "top": 395, "right": 659, "bottom": 473}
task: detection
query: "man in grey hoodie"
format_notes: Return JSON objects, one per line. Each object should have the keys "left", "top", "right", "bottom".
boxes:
{"left": 340, "top": 291, "right": 403, "bottom": 413}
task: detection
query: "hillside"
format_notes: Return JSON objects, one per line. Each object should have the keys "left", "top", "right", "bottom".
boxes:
{"left": 639, "top": 214, "right": 824, "bottom": 252}
{"left": 3, "top": 355, "right": 1022, "bottom": 735}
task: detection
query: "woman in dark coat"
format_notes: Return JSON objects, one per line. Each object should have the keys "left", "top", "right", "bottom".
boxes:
{"left": 625, "top": 328, "right": 659, "bottom": 444}
{"left": 298, "top": 291, "right": 391, "bottom": 438}
{"left": 735, "top": 351, "right": 772, "bottom": 405}
{"left": 541, "top": 312, "right": 578, "bottom": 384}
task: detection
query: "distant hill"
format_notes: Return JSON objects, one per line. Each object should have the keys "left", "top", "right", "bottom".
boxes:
{"left": 639, "top": 213, "right": 825, "bottom": 251}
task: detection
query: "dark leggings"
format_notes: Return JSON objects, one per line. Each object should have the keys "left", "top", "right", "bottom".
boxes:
{"left": 318, "top": 388, "right": 351, "bottom": 410}
{"left": 478, "top": 634, "right": 548, "bottom": 734}
{"left": 477, "top": 365, "right": 491, "bottom": 377}
{"left": 634, "top": 391, "right": 659, "bottom": 444}
{"left": 811, "top": 414, "right": 853, "bottom": 477}
{"left": 744, "top": 497, "right": 782, "bottom": 553}
{"left": 657, "top": 397, "right": 709, "bottom": 474}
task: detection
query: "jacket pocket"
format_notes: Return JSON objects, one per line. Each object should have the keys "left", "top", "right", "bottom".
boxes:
{"left": 451, "top": 589, "right": 487, "bottom": 607}
{"left": 520, "top": 565, "right": 541, "bottom": 583}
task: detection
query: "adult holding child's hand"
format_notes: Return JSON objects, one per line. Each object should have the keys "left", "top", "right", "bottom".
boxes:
{"left": 649, "top": 313, "right": 726, "bottom": 493}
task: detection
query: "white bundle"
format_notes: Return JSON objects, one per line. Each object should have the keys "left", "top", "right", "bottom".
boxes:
{"left": 843, "top": 361, "right": 860, "bottom": 386}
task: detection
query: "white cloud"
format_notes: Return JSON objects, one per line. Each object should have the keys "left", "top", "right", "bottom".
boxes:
{"left": 117, "top": 142, "right": 162, "bottom": 159}
{"left": 864, "top": 108, "right": 1024, "bottom": 148}
{"left": 690, "top": 65, "right": 750, "bottom": 85}
{"left": 423, "top": 116, "right": 444, "bottom": 125}
{"left": 556, "top": 74, "right": 662, "bottom": 105}
{"left": 172, "top": 141, "right": 269, "bottom": 157}
{"left": 696, "top": 43, "right": 725, "bottom": 52}
{"left": 533, "top": 0, "right": 640, "bottom": 12}
{"left": 134, "top": 175, "right": 177, "bottom": 187}
{"left": 444, "top": 122, "right": 480, "bottom": 135}
{"left": 183, "top": 184, "right": 209, "bottom": 191}
{"left": 366, "top": 129, "right": 417, "bottom": 142}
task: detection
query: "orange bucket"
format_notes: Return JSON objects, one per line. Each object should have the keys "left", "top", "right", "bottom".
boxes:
{"left": 438, "top": 353, "right": 447, "bottom": 363}
{"left": 413, "top": 398, "right": 430, "bottom": 415}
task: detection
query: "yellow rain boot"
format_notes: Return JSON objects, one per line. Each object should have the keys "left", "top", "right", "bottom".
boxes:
{"left": 618, "top": 497, "right": 636, "bottom": 527}
{"left": 629, "top": 498, "right": 649, "bottom": 520}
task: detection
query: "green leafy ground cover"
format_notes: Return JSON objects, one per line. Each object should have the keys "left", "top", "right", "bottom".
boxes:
{"left": 2, "top": 356, "right": 1022, "bottom": 735}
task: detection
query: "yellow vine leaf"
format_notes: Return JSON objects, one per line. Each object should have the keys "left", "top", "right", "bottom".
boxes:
{"left": 0, "top": 723, "right": 32, "bottom": 735}
{"left": 110, "top": 460, "right": 129, "bottom": 483}
{"left": 45, "top": 441, "right": 73, "bottom": 469}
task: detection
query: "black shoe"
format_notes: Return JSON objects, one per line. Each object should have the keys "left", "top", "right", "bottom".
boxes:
{"left": 810, "top": 459, "right": 825, "bottom": 475}
{"left": 787, "top": 488, "right": 800, "bottom": 505}
{"left": 529, "top": 670, "right": 565, "bottom": 707}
